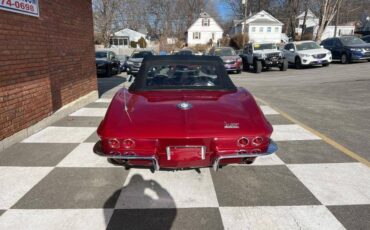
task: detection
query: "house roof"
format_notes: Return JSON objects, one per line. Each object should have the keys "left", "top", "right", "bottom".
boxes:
{"left": 187, "top": 11, "right": 223, "bottom": 33}
{"left": 199, "top": 11, "right": 211, "bottom": 18}
{"left": 296, "top": 10, "right": 317, "bottom": 19}
{"left": 237, "top": 10, "right": 283, "bottom": 26}
{"left": 112, "top": 28, "right": 147, "bottom": 39}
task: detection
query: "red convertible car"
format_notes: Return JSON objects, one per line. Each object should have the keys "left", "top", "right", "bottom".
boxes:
{"left": 94, "top": 55, "right": 277, "bottom": 171}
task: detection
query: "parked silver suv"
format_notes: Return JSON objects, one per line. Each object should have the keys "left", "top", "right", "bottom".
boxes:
{"left": 240, "top": 42, "right": 288, "bottom": 73}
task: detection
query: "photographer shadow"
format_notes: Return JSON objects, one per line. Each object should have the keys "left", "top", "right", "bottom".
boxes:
{"left": 105, "top": 174, "right": 177, "bottom": 230}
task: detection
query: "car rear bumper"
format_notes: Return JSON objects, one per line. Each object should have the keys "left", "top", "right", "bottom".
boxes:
{"left": 93, "top": 140, "right": 278, "bottom": 171}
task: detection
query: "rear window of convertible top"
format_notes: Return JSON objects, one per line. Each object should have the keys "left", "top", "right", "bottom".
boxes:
{"left": 130, "top": 59, "right": 236, "bottom": 91}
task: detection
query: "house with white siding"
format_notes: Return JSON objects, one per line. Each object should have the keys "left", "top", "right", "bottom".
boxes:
{"left": 231, "top": 10, "right": 284, "bottom": 43}
{"left": 110, "top": 28, "right": 148, "bottom": 48}
{"left": 295, "top": 10, "right": 355, "bottom": 40}
{"left": 186, "top": 12, "right": 224, "bottom": 46}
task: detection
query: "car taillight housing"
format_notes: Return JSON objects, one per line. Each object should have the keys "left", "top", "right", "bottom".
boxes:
{"left": 237, "top": 137, "right": 249, "bottom": 147}
{"left": 108, "top": 139, "right": 120, "bottom": 149}
{"left": 251, "top": 136, "right": 263, "bottom": 146}
{"left": 122, "top": 139, "right": 135, "bottom": 149}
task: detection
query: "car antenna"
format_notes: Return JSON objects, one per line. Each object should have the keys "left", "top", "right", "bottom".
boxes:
{"left": 123, "top": 87, "right": 132, "bottom": 122}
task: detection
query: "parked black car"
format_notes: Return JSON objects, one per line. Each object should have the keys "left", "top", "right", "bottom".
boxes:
{"left": 320, "top": 36, "right": 370, "bottom": 63}
{"left": 116, "top": 55, "right": 128, "bottom": 72}
{"left": 95, "top": 51, "right": 121, "bottom": 77}
{"left": 127, "top": 50, "right": 155, "bottom": 76}
{"left": 362, "top": 35, "right": 370, "bottom": 43}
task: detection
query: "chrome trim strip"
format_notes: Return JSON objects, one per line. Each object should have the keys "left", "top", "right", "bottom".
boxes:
{"left": 93, "top": 142, "right": 160, "bottom": 170}
{"left": 212, "top": 140, "right": 278, "bottom": 171}
{"left": 166, "top": 145, "right": 207, "bottom": 160}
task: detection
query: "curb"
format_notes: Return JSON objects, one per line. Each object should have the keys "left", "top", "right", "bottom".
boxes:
{"left": 0, "top": 90, "right": 99, "bottom": 152}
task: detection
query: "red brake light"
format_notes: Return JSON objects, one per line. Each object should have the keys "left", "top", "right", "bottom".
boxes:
{"left": 238, "top": 137, "right": 249, "bottom": 147}
{"left": 122, "top": 139, "right": 135, "bottom": 149}
{"left": 108, "top": 139, "right": 120, "bottom": 149}
{"left": 252, "top": 137, "right": 263, "bottom": 146}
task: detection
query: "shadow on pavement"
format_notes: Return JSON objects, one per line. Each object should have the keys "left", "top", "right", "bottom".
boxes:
{"left": 104, "top": 174, "right": 177, "bottom": 230}
{"left": 97, "top": 75, "right": 127, "bottom": 97}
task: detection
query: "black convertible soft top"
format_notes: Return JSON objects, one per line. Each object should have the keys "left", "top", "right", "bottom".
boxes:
{"left": 129, "top": 55, "right": 237, "bottom": 91}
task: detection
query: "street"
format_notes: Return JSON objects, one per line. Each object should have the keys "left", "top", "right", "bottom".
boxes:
{"left": 0, "top": 63, "right": 369, "bottom": 229}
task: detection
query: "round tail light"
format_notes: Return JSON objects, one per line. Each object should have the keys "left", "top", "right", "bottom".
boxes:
{"left": 252, "top": 137, "right": 263, "bottom": 146}
{"left": 122, "top": 139, "right": 135, "bottom": 149}
{"left": 251, "top": 149, "right": 261, "bottom": 154}
{"left": 238, "top": 137, "right": 249, "bottom": 147}
{"left": 108, "top": 139, "right": 120, "bottom": 149}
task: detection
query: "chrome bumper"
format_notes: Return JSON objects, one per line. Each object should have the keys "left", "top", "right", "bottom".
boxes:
{"left": 212, "top": 140, "right": 278, "bottom": 171}
{"left": 93, "top": 142, "right": 160, "bottom": 170}
{"left": 93, "top": 140, "right": 278, "bottom": 172}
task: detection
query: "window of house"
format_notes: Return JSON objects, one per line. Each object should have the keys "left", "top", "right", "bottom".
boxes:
{"left": 193, "top": 32, "right": 201, "bottom": 39}
{"left": 267, "top": 27, "right": 271, "bottom": 32}
{"left": 113, "top": 39, "right": 118, "bottom": 46}
{"left": 202, "top": 18, "right": 210, "bottom": 26}
{"left": 275, "top": 27, "right": 279, "bottom": 32}
{"left": 118, "top": 39, "right": 123, "bottom": 45}
{"left": 123, "top": 38, "right": 128, "bottom": 46}
{"left": 212, "top": 33, "right": 215, "bottom": 40}
{"left": 252, "top": 27, "right": 256, "bottom": 32}
{"left": 259, "top": 27, "right": 263, "bottom": 32}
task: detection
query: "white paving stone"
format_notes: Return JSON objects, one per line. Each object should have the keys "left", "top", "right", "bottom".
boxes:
{"left": 95, "top": 98, "right": 112, "bottom": 103}
{"left": 57, "top": 143, "right": 115, "bottom": 168}
{"left": 70, "top": 108, "right": 107, "bottom": 117}
{"left": 0, "top": 209, "right": 113, "bottom": 230}
{"left": 219, "top": 206, "right": 345, "bottom": 230}
{"left": 271, "top": 124, "right": 321, "bottom": 141}
{"left": 115, "top": 168, "right": 219, "bottom": 209}
{"left": 0, "top": 167, "right": 53, "bottom": 209}
{"left": 288, "top": 163, "right": 370, "bottom": 205}
{"left": 252, "top": 154, "right": 285, "bottom": 165}
{"left": 260, "top": 106, "right": 279, "bottom": 115}
{"left": 22, "top": 127, "right": 96, "bottom": 143}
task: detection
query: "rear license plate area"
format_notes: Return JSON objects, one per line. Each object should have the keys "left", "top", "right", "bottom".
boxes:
{"left": 166, "top": 146, "right": 206, "bottom": 161}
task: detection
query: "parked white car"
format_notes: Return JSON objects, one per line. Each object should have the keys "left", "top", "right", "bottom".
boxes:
{"left": 282, "top": 41, "right": 332, "bottom": 68}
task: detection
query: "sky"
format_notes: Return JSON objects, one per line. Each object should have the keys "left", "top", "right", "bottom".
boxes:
{"left": 214, "top": 0, "right": 234, "bottom": 22}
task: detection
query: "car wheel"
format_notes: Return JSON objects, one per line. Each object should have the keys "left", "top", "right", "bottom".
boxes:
{"left": 294, "top": 57, "right": 302, "bottom": 69}
{"left": 322, "top": 63, "right": 330, "bottom": 67}
{"left": 341, "top": 53, "right": 349, "bottom": 64}
{"left": 280, "top": 59, "right": 288, "bottom": 71}
{"left": 242, "top": 59, "right": 249, "bottom": 71}
{"left": 236, "top": 69, "right": 241, "bottom": 74}
{"left": 253, "top": 60, "right": 262, "bottom": 73}
{"left": 105, "top": 66, "right": 112, "bottom": 78}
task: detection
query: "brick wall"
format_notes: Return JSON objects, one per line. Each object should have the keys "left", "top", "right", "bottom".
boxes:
{"left": 0, "top": 0, "right": 97, "bottom": 140}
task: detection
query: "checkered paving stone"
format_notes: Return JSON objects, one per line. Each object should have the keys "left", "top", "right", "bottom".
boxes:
{"left": 0, "top": 98, "right": 369, "bottom": 229}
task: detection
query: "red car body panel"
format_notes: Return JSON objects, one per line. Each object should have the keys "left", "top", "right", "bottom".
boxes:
{"left": 97, "top": 88, "right": 273, "bottom": 169}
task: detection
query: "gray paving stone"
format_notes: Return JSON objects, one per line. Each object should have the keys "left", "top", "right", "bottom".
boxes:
{"left": 277, "top": 140, "right": 355, "bottom": 164}
{"left": 211, "top": 165, "right": 321, "bottom": 206}
{"left": 107, "top": 208, "right": 223, "bottom": 230}
{"left": 84, "top": 132, "right": 100, "bottom": 143}
{"left": 0, "top": 143, "right": 78, "bottom": 167}
{"left": 327, "top": 205, "right": 370, "bottom": 230}
{"left": 265, "top": 114, "right": 295, "bottom": 125}
{"left": 12, "top": 168, "right": 128, "bottom": 209}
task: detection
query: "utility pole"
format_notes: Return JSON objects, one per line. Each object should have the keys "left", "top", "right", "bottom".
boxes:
{"left": 242, "top": 0, "right": 248, "bottom": 48}
{"left": 334, "top": 0, "right": 341, "bottom": 37}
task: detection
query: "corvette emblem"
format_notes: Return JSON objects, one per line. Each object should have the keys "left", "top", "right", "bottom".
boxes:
{"left": 177, "top": 102, "right": 192, "bottom": 110}
{"left": 224, "top": 122, "right": 239, "bottom": 129}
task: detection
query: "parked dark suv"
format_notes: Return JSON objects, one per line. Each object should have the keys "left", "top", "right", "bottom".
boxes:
{"left": 320, "top": 36, "right": 370, "bottom": 63}
{"left": 95, "top": 51, "right": 121, "bottom": 77}
{"left": 362, "top": 35, "right": 370, "bottom": 43}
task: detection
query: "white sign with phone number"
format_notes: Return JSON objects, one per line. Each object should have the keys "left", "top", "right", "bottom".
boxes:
{"left": 0, "top": 0, "right": 39, "bottom": 17}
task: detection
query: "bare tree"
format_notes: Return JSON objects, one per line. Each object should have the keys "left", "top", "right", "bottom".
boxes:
{"left": 287, "top": 0, "right": 300, "bottom": 41}
{"left": 315, "top": 0, "right": 343, "bottom": 41}
{"left": 93, "top": 0, "right": 123, "bottom": 47}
